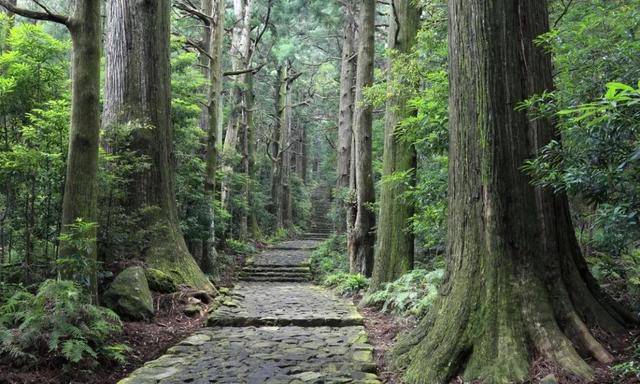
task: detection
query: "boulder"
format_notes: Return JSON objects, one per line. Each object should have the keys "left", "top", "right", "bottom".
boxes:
{"left": 145, "top": 268, "right": 177, "bottom": 293}
{"left": 540, "top": 374, "right": 558, "bottom": 384}
{"left": 104, "top": 266, "right": 154, "bottom": 321}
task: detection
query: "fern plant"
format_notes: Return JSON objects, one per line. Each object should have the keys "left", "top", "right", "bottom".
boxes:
{"left": 0, "top": 279, "right": 130, "bottom": 366}
{"left": 362, "top": 269, "right": 444, "bottom": 318}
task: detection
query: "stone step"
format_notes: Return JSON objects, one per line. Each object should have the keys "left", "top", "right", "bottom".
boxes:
{"left": 239, "top": 276, "right": 310, "bottom": 283}
{"left": 248, "top": 263, "right": 311, "bottom": 269}
{"left": 239, "top": 271, "right": 311, "bottom": 279}
{"left": 242, "top": 266, "right": 311, "bottom": 273}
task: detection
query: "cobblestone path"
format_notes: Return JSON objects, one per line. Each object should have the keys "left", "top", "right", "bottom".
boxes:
{"left": 120, "top": 225, "right": 381, "bottom": 383}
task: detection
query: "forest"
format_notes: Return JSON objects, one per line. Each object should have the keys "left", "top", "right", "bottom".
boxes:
{"left": 0, "top": 0, "right": 638, "bottom": 383}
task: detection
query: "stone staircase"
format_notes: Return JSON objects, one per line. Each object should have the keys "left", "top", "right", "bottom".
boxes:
{"left": 239, "top": 187, "right": 333, "bottom": 283}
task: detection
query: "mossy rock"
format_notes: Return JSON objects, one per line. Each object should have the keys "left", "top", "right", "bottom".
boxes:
{"left": 145, "top": 268, "right": 177, "bottom": 293}
{"left": 104, "top": 266, "right": 154, "bottom": 321}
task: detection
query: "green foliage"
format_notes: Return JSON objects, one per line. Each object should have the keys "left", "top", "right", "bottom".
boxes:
{"left": 362, "top": 269, "right": 444, "bottom": 318}
{"left": 0, "top": 280, "right": 129, "bottom": 367}
{"left": 310, "top": 234, "right": 348, "bottom": 280}
{"left": 225, "top": 239, "right": 256, "bottom": 255}
{"left": 523, "top": 81, "right": 640, "bottom": 258}
{"left": 323, "top": 272, "right": 369, "bottom": 295}
{"left": 58, "top": 220, "right": 98, "bottom": 290}
{"left": 611, "top": 343, "right": 640, "bottom": 379}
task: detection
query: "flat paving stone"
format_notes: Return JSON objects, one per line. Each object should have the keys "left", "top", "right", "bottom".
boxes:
{"left": 118, "top": 326, "right": 380, "bottom": 384}
{"left": 208, "top": 282, "right": 363, "bottom": 327}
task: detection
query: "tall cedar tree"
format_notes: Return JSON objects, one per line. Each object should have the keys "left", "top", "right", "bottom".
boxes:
{"left": 370, "top": 0, "right": 421, "bottom": 290}
{"left": 348, "top": 0, "right": 376, "bottom": 276}
{"left": 336, "top": 2, "right": 357, "bottom": 233}
{"left": 393, "top": 1, "right": 636, "bottom": 382}
{"left": 103, "top": 0, "right": 212, "bottom": 291}
{"left": 0, "top": 0, "right": 102, "bottom": 299}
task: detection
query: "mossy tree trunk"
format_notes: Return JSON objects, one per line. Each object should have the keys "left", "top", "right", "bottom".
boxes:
{"left": 393, "top": 1, "right": 635, "bottom": 383}
{"left": 336, "top": 3, "right": 357, "bottom": 234}
{"left": 369, "top": 0, "right": 420, "bottom": 291}
{"left": 348, "top": 0, "right": 376, "bottom": 277}
{"left": 0, "top": 0, "right": 102, "bottom": 299}
{"left": 104, "top": 0, "right": 212, "bottom": 291}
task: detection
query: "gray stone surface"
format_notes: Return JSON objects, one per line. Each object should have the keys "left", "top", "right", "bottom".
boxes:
{"left": 119, "top": 236, "right": 380, "bottom": 384}
{"left": 208, "top": 282, "right": 363, "bottom": 327}
{"left": 250, "top": 249, "right": 313, "bottom": 267}
{"left": 118, "top": 326, "right": 380, "bottom": 384}
{"left": 270, "top": 240, "right": 321, "bottom": 250}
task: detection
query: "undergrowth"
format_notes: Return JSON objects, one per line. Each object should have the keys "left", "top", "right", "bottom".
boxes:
{"left": 362, "top": 268, "right": 444, "bottom": 318}
{"left": 323, "top": 272, "right": 369, "bottom": 295}
{"left": 0, "top": 279, "right": 129, "bottom": 368}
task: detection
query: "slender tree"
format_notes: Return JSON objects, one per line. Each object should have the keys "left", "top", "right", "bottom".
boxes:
{"left": 336, "top": 2, "right": 357, "bottom": 234}
{"left": 0, "top": 0, "right": 102, "bottom": 299}
{"left": 370, "top": 0, "right": 421, "bottom": 290}
{"left": 348, "top": 0, "right": 376, "bottom": 276}
{"left": 103, "top": 0, "right": 212, "bottom": 290}
{"left": 394, "top": 1, "right": 635, "bottom": 382}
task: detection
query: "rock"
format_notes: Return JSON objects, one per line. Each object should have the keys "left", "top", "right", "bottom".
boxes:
{"left": 540, "top": 374, "right": 558, "bottom": 384}
{"left": 104, "top": 266, "right": 154, "bottom": 321}
{"left": 190, "top": 290, "right": 215, "bottom": 304}
{"left": 144, "top": 268, "right": 177, "bottom": 293}
{"left": 184, "top": 304, "right": 202, "bottom": 317}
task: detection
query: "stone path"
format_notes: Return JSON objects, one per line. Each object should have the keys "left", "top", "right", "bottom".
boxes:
{"left": 120, "top": 205, "right": 381, "bottom": 383}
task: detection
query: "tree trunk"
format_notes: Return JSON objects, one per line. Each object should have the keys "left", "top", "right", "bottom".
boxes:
{"left": 336, "top": 3, "right": 357, "bottom": 191}
{"left": 370, "top": 0, "right": 420, "bottom": 290}
{"left": 59, "top": 0, "right": 102, "bottom": 299}
{"left": 220, "top": 0, "right": 253, "bottom": 210}
{"left": 394, "top": 1, "right": 634, "bottom": 382}
{"left": 104, "top": 0, "right": 212, "bottom": 291}
{"left": 246, "top": 72, "right": 260, "bottom": 237}
{"left": 202, "top": 0, "right": 225, "bottom": 272}
{"left": 347, "top": 0, "right": 376, "bottom": 277}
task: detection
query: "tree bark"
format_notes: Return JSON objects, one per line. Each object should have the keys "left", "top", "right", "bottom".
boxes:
{"left": 394, "top": 1, "right": 634, "bottom": 382}
{"left": 220, "top": 0, "right": 253, "bottom": 210}
{"left": 347, "top": 0, "right": 376, "bottom": 277}
{"left": 0, "top": 0, "right": 102, "bottom": 299}
{"left": 336, "top": 3, "right": 357, "bottom": 234}
{"left": 370, "top": 0, "right": 420, "bottom": 290}
{"left": 59, "top": 0, "right": 102, "bottom": 299}
{"left": 104, "top": 0, "right": 212, "bottom": 291}
{"left": 202, "top": 0, "right": 225, "bottom": 272}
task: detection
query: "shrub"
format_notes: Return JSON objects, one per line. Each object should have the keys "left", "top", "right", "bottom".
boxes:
{"left": 310, "top": 234, "right": 348, "bottom": 280}
{"left": 0, "top": 279, "right": 129, "bottom": 367}
{"left": 225, "top": 239, "right": 256, "bottom": 255}
{"left": 362, "top": 268, "right": 444, "bottom": 318}
{"left": 323, "top": 272, "right": 369, "bottom": 295}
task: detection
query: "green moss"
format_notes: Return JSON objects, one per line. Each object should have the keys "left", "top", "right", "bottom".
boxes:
{"left": 103, "top": 266, "right": 154, "bottom": 321}
{"left": 145, "top": 268, "right": 177, "bottom": 293}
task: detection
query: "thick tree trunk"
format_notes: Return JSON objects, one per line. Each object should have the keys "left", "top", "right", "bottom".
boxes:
{"left": 59, "top": 0, "right": 101, "bottom": 299}
{"left": 347, "top": 0, "right": 376, "bottom": 277}
{"left": 370, "top": 0, "right": 420, "bottom": 290}
{"left": 394, "top": 1, "right": 634, "bottom": 382}
{"left": 104, "top": 0, "right": 212, "bottom": 291}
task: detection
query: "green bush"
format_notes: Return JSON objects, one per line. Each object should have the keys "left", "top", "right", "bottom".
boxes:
{"left": 323, "top": 272, "right": 369, "bottom": 295}
{"left": 362, "top": 268, "right": 444, "bottom": 318}
{"left": 225, "top": 239, "right": 256, "bottom": 255}
{"left": 310, "top": 234, "right": 348, "bottom": 280}
{"left": 0, "top": 280, "right": 129, "bottom": 367}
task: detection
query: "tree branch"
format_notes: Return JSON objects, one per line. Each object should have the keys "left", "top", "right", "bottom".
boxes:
{"left": 0, "top": 0, "right": 69, "bottom": 26}
{"left": 224, "top": 63, "right": 266, "bottom": 77}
